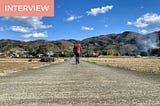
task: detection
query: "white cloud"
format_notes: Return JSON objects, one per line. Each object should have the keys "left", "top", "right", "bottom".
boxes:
{"left": 0, "top": 27, "right": 4, "bottom": 31}
{"left": 127, "top": 21, "right": 132, "bottom": 25}
{"left": 104, "top": 24, "right": 108, "bottom": 28}
{"left": 87, "top": 5, "right": 113, "bottom": 16}
{"left": 81, "top": 26, "right": 94, "bottom": 31}
{"left": 66, "top": 16, "right": 83, "bottom": 21}
{"left": 22, "top": 32, "right": 48, "bottom": 39}
{"left": 128, "top": 13, "right": 160, "bottom": 31}
{"left": 140, "top": 29, "right": 148, "bottom": 34}
{"left": 39, "top": 25, "right": 53, "bottom": 29}
{"left": 9, "top": 26, "right": 31, "bottom": 33}
{"left": 4, "top": 16, "right": 52, "bottom": 30}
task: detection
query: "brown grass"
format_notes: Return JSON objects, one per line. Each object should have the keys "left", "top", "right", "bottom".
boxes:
{"left": 0, "top": 58, "right": 65, "bottom": 75}
{"left": 82, "top": 57, "right": 160, "bottom": 74}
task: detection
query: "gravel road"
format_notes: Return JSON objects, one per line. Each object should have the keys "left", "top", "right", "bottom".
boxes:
{"left": 0, "top": 59, "right": 160, "bottom": 106}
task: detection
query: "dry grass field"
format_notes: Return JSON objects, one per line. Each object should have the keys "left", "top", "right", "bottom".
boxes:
{"left": 82, "top": 57, "right": 160, "bottom": 74}
{"left": 0, "top": 58, "right": 65, "bottom": 75}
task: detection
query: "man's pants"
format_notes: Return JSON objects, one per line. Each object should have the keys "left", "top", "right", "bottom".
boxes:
{"left": 75, "top": 53, "right": 80, "bottom": 64}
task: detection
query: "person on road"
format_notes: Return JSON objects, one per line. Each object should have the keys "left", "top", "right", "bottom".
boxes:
{"left": 73, "top": 41, "right": 82, "bottom": 64}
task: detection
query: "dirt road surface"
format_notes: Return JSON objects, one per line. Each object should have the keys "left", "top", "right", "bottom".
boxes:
{"left": 0, "top": 59, "right": 160, "bottom": 106}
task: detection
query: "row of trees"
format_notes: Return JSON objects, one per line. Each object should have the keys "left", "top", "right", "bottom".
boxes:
{"left": 27, "top": 45, "right": 73, "bottom": 57}
{"left": 102, "top": 50, "right": 121, "bottom": 56}
{"left": 150, "top": 48, "right": 160, "bottom": 56}
{"left": 5, "top": 44, "right": 160, "bottom": 57}
{"left": 99, "top": 48, "right": 160, "bottom": 57}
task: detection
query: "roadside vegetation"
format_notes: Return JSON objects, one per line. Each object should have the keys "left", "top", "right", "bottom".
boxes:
{"left": 0, "top": 58, "right": 65, "bottom": 75}
{"left": 82, "top": 56, "right": 160, "bottom": 74}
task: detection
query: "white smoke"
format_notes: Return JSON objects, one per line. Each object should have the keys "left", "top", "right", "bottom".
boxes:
{"left": 143, "top": 33, "right": 159, "bottom": 55}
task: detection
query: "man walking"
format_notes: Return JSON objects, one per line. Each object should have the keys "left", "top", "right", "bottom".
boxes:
{"left": 73, "top": 41, "right": 82, "bottom": 64}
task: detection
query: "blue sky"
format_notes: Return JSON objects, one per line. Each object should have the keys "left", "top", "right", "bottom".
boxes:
{"left": 0, "top": 0, "right": 160, "bottom": 41}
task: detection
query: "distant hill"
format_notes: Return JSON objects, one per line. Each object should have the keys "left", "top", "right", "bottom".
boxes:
{"left": 0, "top": 31, "right": 160, "bottom": 57}
{"left": 81, "top": 31, "right": 160, "bottom": 56}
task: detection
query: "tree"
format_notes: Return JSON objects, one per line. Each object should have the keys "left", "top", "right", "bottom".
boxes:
{"left": 37, "top": 45, "right": 48, "bottom": 54}
{"left": 102, "top": 50, "right": 121, "bottom": 56}
{"left": 150, "top": 48, "right": 160, "bottom": 56}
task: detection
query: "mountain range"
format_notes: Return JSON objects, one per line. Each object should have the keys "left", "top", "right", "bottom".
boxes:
{"left": 0, "top": 31, "right": 160, "bottom": 57}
